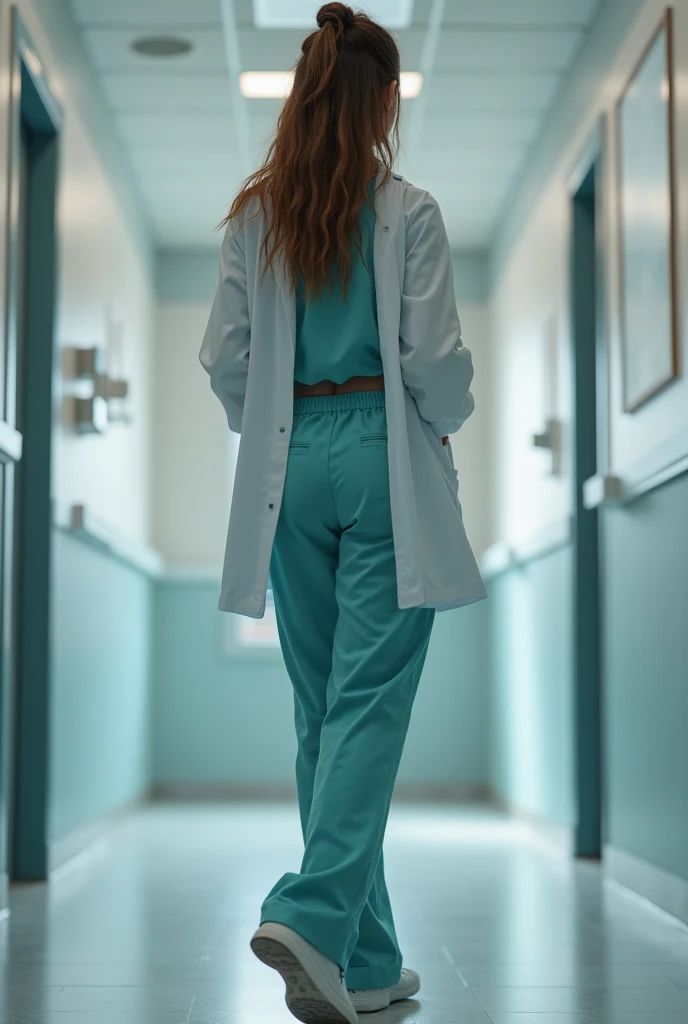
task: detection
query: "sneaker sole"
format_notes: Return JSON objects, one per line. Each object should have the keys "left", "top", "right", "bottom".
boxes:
{"left": 350, "top": 991, "right": 390, "bottom": 1012}
{"left": 350, "top": 977, "right": 421, "bottom": 1013}
{"left": 251, "top": 935, "right": 355, "bottom": 1024}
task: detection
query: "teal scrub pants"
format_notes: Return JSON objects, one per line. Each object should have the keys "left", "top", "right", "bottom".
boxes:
{"left": 261, "top": 392, "right": 435, "bottom": 991}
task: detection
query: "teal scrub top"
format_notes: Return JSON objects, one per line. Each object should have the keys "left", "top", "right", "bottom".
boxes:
{"left": 294, "top": 184, "right": 382, "bottom": 385}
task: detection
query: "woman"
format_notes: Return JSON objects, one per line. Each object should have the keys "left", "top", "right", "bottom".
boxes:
{"left": 201, "top": 4, "right": 485, "bottom": 1021}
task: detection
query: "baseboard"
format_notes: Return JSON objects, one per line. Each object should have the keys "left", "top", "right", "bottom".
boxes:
{"left": 481, "top": 516, "right": 573, "bottom": 581}
{"left": 150, "top": 782, "right": 494, "bottom": 805}
{"left": 0, "top": 871, "right": 7, "bottom": 916}
{"left": 488, "top": 791, "right": 575, "bottom": 856}
{"left": 605, "top": 844, "right": 688, "bottom": 927}
{"left": 48, "top": 793, "right": 150, "bottom": 876}
{"left": 150, "top": 782, "right": 298, "bottom": 802}
{"left": 393, "top": 781, "right": 492, "bottom": 803}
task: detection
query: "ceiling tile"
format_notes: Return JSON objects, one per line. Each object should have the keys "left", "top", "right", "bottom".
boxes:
{"left": 428, "top": 0, "right": 601, "bottom": 27}
{"left": 399, "top": 27, "right": 584, "bottom": 70}
{"left": 424, "top": 72, "right": 561, "bottom": 114}
{"left": 236, "top": 28, "right": 306, "bottom": 69}
{"left": 418, "top": 112, "right": 541, "bottom": 148}
{"left": 70, "top": 0, "right": 222, "bottom": 27}
{"left": 68, "top": 0, "right": 604, "bottom": 248}
{"left": 130, "top": 149, "right": 243, "bottom": 177}
{"left": 436, "top": 28, "right": 584, "bottom": 71}
{"left": 100, "top": 74, "right": 233, "bottom": 113}
{"left": 116, "top": 113, "right": 237, "bottom": 147}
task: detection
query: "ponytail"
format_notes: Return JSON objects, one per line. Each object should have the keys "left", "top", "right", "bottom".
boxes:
{"left": 223, "top": 2, "right": 401, "bottom": 298}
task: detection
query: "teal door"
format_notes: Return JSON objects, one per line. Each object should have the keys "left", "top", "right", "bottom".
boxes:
{"left": 0, "top": 12, "right": 61, "bottom": 896}
{"left": 569, "top": 122, "right": 606, "bottom": 859}
{"left": 0, "top": 434, "right": 22, "bottom": 912}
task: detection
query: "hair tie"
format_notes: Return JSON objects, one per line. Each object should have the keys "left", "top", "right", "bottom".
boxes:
{"left": 316, "top": 4, "right": 354, "bottom": 33}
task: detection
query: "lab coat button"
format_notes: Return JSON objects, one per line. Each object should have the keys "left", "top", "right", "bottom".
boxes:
{"left": 383, "top": 225, "right": 389, "bottom": 232}
{"left": 268, "top": 503, "right": 274, "bottom": 509}
{"left": 279, "top": 427, "right": 285, "bottom": 433}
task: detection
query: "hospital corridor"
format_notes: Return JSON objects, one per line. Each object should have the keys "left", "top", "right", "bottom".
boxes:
{"left": 0, "top": 2, "right": 687, "bottom": 1023}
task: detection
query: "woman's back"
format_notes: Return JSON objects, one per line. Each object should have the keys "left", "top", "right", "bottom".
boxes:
{"left": 199, "top": 0, "right": 484, "bottom": 614}
{"left": 294, "top": 183, "right": 381, "bottom": 385}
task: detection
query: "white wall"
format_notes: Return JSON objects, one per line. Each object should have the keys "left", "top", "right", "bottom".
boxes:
{"left": 490, "top": 187, "right": 573, "bottom": 545}
{"left": 2, "top": 0, "right": 156, "bottom": 545}
{"left": 56, "top": 169, "right": 154, "bottom": 544}
{"left": 153, "top": 297, "right": 232, "bottom": 564}
{"left": 451, "top": 301, "right": 492, "bottom": 559}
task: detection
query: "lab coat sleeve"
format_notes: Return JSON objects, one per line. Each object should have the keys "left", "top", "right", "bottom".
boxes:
{"left": 399, "top": 190, "right": 474, "bottom": 436}
{"left": 199, "top": 221, "right": 250, "bottom": 434}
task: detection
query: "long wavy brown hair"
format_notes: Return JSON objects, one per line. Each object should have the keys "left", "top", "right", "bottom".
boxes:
{"left": 223, "top": 2, "right": 401, "bottom": 298}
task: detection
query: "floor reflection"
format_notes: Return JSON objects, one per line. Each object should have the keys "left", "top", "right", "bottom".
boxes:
{"left": 0, "top": 803, "right": 687, "bottom": 1022}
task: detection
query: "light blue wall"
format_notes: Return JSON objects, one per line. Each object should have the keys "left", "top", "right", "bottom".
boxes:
{"left": 402, "top": 600, "right": 489, "bottom": 786}
{"left": 151, "top": 580, "right": 490, "bottom": 790}
{"left": 602, "top": 475, "right": 688, "bottom": 881}
{"left": 483, "top": 0, "right": 688, "bottom": 902}
{"left": 151, "top": 582, "right": 295, "bottom": 787}
{"left": 49, "top": 532, "right": 152, "bottom": 842}
{"left": 487, "top": 546, "right": 575, "bottom": 828}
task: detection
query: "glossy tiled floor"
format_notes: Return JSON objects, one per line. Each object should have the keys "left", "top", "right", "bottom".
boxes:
{"left": 1, "top": 804, "right": 688, "bottom": 1023}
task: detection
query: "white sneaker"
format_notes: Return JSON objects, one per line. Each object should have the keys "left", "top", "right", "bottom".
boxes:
{"left": 348, "top": 968, "right": 421, "bottom": 1012}
{"left": 251, "top": 922, "right": 358, "bottom": 1024}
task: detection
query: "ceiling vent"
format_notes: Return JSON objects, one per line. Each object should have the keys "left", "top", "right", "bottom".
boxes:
{"left": 131, "top": 37, "right": 194, "bottom": 58}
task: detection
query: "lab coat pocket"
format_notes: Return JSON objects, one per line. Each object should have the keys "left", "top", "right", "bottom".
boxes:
{"left": 404, "top": 401, "right": 462, "bottom": 522}
{"left": 417, "top": 417, "right": 461, "bottom": 512}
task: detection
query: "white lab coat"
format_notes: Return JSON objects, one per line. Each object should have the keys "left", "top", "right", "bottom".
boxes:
{"left": 200, "top": 171, "right": 487, "bottom": 617}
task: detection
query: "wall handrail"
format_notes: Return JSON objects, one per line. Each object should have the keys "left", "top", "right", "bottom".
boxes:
{"left": 481, "top": 516, "right": 573, "bottom": 581}
{"left": 53, "top": 502, "right": 164, "bottom": 579}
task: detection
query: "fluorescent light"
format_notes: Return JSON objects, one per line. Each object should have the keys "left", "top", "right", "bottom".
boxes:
{"left": 400, "top": 71, "right": 423, "bottom": 98}
{"left": 254, "top": 0, "right": 414, "bottom": 29}
{"left": 240, "top": 71, "right": 294, "bottom": 98}
{"left": 240, "top": 70, "right": 423, "bottom": 100}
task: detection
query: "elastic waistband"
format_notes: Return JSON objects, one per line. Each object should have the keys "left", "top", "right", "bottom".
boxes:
{"left": 293, "top": 391, "right": 386, "bottom": 415}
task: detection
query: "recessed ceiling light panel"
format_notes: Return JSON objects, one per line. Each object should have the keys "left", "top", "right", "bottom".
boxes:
{"left": 400, "top": 71, "right": 422, "bottom": 98}
{"left": 131, "top": 36, "right": 194, "bottom": 58}
{"left": 240, "top": 69, "right": 422, "bottom": 99}
{"left": 253, "top": 0, "right": 414, "bottom": 29}
{"left": 240, "top": 71, "right": 294, "bottom": 98}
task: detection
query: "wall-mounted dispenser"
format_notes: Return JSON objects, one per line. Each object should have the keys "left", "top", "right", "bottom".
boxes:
{"left": 65, "top": 343, "right": 131, "bottom": 434}
{"left": 74, "top": 345, "right": 108, "bottom": 381}
{"left": 75, "top": 394, "right": 109, "bottom": 434}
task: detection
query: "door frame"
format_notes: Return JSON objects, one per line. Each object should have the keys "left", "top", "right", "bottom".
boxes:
{"left": 2, "top": 7, "right": 61, "bottom": 887}
{"left": 567, "top": 117, "right": 607, "bottom": 859}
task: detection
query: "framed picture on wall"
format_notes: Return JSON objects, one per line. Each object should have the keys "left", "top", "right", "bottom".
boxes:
{"left": 616, "top": 7, "right": 679, "bottom": 413}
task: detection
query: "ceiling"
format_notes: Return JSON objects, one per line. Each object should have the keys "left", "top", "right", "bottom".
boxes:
{"left": 68, "top": 0, "right": 604, "bottom": 251}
